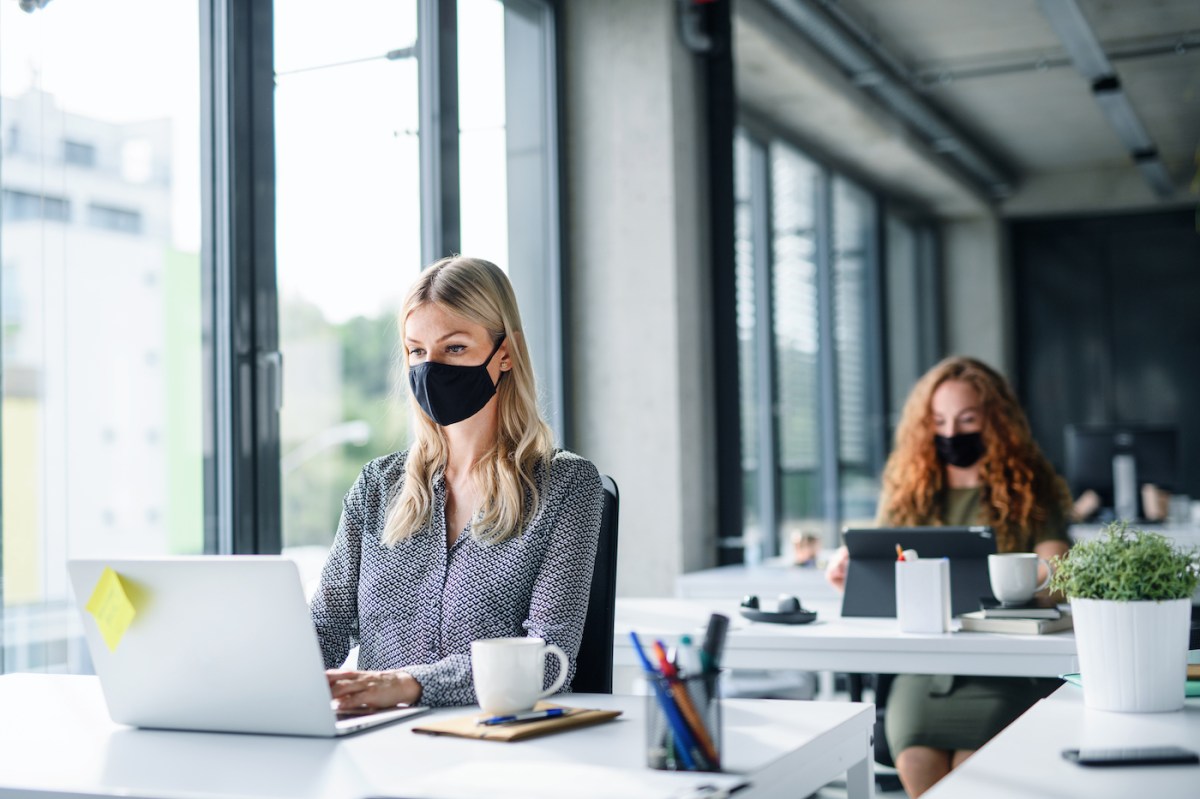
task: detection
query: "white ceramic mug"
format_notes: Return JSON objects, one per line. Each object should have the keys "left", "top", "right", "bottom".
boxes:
{"left": 470, "top": 637, "right": 569, "bottom": 716}
{"left": 988, "top": 553, "right": 1053, "bottom": 604}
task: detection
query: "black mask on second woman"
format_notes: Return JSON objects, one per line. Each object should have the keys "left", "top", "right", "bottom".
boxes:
{"left": 934, "top": 431, "right": 985, "bottom": 468}
{"left": 408, "top": 335, "right": 506, "bottom": 426}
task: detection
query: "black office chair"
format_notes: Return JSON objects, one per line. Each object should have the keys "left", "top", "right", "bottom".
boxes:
{"left": 571, "top": 474, "right": 620, "bottom": 694}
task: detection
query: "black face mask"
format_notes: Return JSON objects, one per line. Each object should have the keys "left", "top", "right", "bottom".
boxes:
{"left": 934, "top": 431, "right": 985, "bottom": 468}
{"left": 408, "top": 335, "right": 505, "bottom": 426}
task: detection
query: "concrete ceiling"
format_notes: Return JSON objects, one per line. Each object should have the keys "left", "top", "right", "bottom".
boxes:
{"left": 735, "top": 1, "right": 990, "bottom": 216}
{"left": 735, "top": 0, "right": 1200, "bottom": 216}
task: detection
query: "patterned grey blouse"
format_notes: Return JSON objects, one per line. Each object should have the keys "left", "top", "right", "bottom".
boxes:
{"left": 310, "top": 448, "right": 603, "bottom": 707}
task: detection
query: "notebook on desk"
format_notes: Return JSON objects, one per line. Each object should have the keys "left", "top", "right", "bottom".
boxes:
{"left": 841, "top": 526, "right": 998, "bottom": 618}
{"left": 67, "top": 556, "right": 429, "bottom": 737}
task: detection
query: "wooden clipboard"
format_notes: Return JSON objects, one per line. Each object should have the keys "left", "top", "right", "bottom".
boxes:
{"left": 411, "top": 702, "right": 622, "bottom": 742}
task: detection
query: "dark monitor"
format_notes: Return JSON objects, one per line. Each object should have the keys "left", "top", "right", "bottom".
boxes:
{"left": 1064, "top": 425, "right": 1179, "bottom": 521}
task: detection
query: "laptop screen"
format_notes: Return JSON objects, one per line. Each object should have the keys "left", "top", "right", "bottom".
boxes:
{"left": 66, "top": 556, "right": 417, "bottom": 737}
{"left": 841, "top": 526, "right": 997, "bottom": 617}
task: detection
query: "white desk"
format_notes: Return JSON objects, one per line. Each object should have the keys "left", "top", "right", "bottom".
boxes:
{"left": 616, "top": 598, "right": 1079, "bottom": 678}
{"left": 675, "top": 558, "right": 841, "bottom": 603}
{"left": 923, "top": 684, "right": 1200, "bottom": 799}
{"left": 0, "top": 674, "right": 877, "bottom": 799}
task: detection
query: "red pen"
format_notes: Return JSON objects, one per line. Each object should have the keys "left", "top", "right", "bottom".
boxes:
{"left": 896, "top": 543, "right": 906, "bottom": 562}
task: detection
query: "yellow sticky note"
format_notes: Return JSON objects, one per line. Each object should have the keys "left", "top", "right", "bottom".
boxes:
{"left": 85, "top": 567, "right": 137, "bottom": 652}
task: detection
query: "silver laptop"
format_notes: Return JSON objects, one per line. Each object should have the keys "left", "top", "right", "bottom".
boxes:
{"left": 67, "top": 556, "right": 429, "bottom": 737}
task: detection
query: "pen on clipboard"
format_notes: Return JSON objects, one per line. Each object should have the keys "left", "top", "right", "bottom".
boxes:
{"left": 477, "top": 707, "right": 567, "bottom": 726}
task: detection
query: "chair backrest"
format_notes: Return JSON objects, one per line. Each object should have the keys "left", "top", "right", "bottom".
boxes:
{"left": 571, "top": 474, "right": 620, "bottom": 694}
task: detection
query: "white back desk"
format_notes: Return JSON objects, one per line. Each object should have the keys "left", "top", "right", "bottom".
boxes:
{"left": 0, "top": 673, "right": 877, "bottom": 799}
{"left": 923, "top": 685, "right": 1200, "bottom": 799}
{"left": 675, "top": 558, "right": 841, "bottom": 602}
{"left": 616, "top": 597, "right": 1079, "bottom": 677}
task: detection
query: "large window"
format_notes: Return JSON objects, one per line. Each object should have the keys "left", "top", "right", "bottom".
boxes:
{"left": 458, "top": 0, "right": 563, "bottom": 436}
{"left": 733, "top": 124, "right": 932, "bottom": 555}
{"left": 770, "top": 142, "right": 824, "bottom": 548}
{"left": 830, "top": 178, "right": 883, "bottom": 523}
{"left": 274, "top": 2, "right": 422, "bottom": 576}
{"left": 274, "top": 0, "right": 563, "bottom": 589}
{"left": 1, "top": 0, "right": 204, "bottom": 672}
{"left": 883, "top": 211, "right": 941, "bottom": 439}
{"left": 733, "top": 133, "right": 765, "bottom": 560}
{"left": 2, "top": 0, "right": 564, "bottom": 673}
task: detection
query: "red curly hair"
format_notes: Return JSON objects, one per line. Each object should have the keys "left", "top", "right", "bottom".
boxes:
{"left": 878, "top": 356, "right": 1071, "bottom": 552}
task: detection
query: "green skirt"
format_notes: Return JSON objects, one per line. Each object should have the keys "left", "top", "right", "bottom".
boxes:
{"left": 885, "top": 674, "right": 1060, "bottom": 754}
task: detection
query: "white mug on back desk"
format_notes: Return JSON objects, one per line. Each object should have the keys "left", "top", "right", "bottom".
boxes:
{"left": 471, "top": 637, "right": 569, "bottom": 716}
{"left": 988, "top": 553, "right": 1053, "bottom": 604}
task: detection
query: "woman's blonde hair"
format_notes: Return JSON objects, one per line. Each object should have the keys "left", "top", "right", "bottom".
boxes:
{"left": 878, "top": 356, "right": 1071, "bottom": 552}
{"left": 382, "top": 256, "right": 555, "bottom": 546}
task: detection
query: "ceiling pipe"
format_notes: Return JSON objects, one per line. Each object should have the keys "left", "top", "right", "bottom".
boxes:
{"left": 763, "top": 0, "right": 1016, "bottom": 201}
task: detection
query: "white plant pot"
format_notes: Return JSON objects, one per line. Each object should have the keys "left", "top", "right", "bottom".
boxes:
{"left": 1070, "top": 597, "right": 1191, "bottom": 712}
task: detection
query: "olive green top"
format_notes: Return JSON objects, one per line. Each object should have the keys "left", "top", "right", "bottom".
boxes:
{"left": 942, "top": 486, "right": 984, "bottom": 527}
{"left": 938, "top": 485, "right": 1069, "bottom": 552}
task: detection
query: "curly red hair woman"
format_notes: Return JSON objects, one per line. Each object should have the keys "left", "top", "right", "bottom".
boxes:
{"left": 825, "top": 355, "right": 1072, "bottom": 797}
{"left": 879, "top": 356, "right": 1072, "bottom": 553}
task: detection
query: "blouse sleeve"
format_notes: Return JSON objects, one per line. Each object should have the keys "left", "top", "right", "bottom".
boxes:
{"left": 309, "top": 466, "right": 370, "bottom": 669}
{"left": 402, "top": 457, "right": 604, "bottom": 706}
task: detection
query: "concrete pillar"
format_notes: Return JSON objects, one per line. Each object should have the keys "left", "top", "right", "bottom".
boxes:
{"left": 563, "top": 0, "right": 717, "bottom": 597}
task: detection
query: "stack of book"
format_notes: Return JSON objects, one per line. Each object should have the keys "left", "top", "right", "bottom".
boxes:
{"left": 958, "top": 598, "right": 1073, "bottom": 634}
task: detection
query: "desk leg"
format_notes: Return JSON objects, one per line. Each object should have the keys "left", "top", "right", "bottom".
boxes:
{"left": 845, "top": 729, "right": 875, "bottom": 799}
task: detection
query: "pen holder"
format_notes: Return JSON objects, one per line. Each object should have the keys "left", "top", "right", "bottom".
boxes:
{"left": 645, "top": 673, "right": 722, "bottom": 772}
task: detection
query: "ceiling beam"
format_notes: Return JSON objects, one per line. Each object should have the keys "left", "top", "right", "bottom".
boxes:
{"left": 1036, "top": 0, "right": 1176, "bottom": 198}
{"left": 913, "top": 33, "right": 1200, "bottom": 88}
{"left": 763, "top": 0, "right": 1017, "bottom": 201}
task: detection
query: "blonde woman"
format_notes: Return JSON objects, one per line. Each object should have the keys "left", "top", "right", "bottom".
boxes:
{"left": 311, "top": 256, "right": 603, "bottom": 709}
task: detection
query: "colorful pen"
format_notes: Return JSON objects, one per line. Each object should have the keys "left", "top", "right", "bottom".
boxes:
{"left": 653, "top": 639, "right": 719, "bottom": 767}
{"left": 478, "top": 707, "right": 567, "bottom": 726}
{"left": 630, "top": 631, "right": 699, "bottom": 770}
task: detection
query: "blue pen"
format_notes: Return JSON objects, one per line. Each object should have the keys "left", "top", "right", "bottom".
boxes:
{"left": 630, "top": 631, "right": 699, "bottom": 770}
{"left": 478, "top": 707, "right": 567, "bottom": 726}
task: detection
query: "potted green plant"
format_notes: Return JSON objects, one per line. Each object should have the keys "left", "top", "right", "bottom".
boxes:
{"left": 1050, "top": 522, "right": 1199, "bottom": 712}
